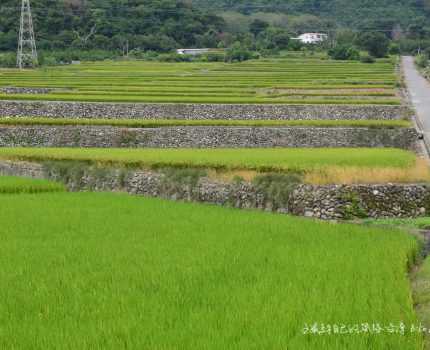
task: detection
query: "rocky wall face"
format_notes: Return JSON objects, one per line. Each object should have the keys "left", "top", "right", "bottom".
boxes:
{"left": 0, "top": 160, "right": 44, "bottom": 178}
{"left": 0, "top": 160, "right": 429, "bottom": 220}
{"left": 290, "top": 184, "right": 430, "bottom": 220}
{"left": 0, "top": 126, "right": 419, "bottom": 149}
{"left": 0, "top": 100, "right": 410, "bottom": 120}
{"left": 0, "top": 88, "right": 53, "bottom": 95}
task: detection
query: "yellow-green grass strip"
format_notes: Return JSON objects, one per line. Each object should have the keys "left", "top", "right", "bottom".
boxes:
{"left": 0, "top": 147, "right": 417, "bottom": 172}
{"left": 0, "top": 118, "right": 412, "bottom": 129}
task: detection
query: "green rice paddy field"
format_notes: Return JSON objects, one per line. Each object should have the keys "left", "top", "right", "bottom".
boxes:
{"left": 0, "top": 190, "right": 423, "bottom": 349}
{"left": 0, "top": 58, "right": 400, "bottom": 104}
{"left": 0, "top": 147, "right": 416, "bottom": 171}
{"left": 1, "top": 147, "right": 426, "bottom": 185}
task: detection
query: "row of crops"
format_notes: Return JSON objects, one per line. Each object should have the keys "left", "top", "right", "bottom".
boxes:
{"left": 0, "top": 117, "right": 411, "bottom": 128}
{"left": 0, "top": 58, "right": 400, "bottom": 104}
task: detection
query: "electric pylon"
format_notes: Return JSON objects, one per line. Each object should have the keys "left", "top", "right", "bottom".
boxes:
{"left": 17, "top": 0, "right": 38, "bottom": 69}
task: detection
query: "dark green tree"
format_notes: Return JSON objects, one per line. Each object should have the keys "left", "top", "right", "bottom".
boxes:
{"left": 249, "top": 19, "right": 269, "bottom": 37}
{"left": 356, "top": 32, "right": 390, "bottom": 58}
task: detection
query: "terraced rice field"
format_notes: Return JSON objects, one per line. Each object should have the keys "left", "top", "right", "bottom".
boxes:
{"left": 0, "top": 191, "right": 422, "bottom": 349}
{"left": 0, "top": 58, "right": 400, "bottom": 104}
{"left": 0, "top": 54, "right": 423, "bottom": 349}
{"left": 0, "top": 147, "right": 416, "bottom": 172}
{"left": 0, "top": 147, "right": 427, "bottom": 185}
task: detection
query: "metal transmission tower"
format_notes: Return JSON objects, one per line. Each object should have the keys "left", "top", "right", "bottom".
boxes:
{"left": 17, "top": 0, "right": 38, "bottom": 69}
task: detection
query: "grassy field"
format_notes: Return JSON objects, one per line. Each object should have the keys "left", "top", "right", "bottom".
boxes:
{"left": 0, "top": 191, "right": 423, "bottom": 349}
{"left": 0, "top": 58, "right": 400, "bottom": 104}
{"left": 0, "top": 175, "right": 65, "bottom": 193}
{"left": 0, "top": 117, "right": 412, "bottom": 128}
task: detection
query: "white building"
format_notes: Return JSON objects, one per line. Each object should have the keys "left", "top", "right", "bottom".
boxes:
{"left": 176, "top": 48, "right": 210, "bottom": 56}
{"left": 292, "top": 33, "right": 328, "bottom": 44}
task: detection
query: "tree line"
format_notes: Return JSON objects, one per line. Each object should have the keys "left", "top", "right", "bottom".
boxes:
{"left": 0, "top": 0, "right": 429, "bottom": 66}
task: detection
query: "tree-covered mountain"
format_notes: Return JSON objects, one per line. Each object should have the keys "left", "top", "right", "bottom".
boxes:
{"left": 0, "top": 0, "right": 429, "bottom": 61}
{"left": 193, "top": 0, "right": 430, "bottom": 29}
{"left": 0, "top": 0, "right": 225, "bottom": 52}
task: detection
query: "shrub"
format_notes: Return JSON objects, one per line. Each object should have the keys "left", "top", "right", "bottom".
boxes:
{"left": 130, "top": 50, "right": 160, "bottom": 60}
{"left": 156, "top": 53, "right": 193, "bottom": 62}
{"left": 0, "top": 53, "right": 16, "bottom": 68}
{"left": 38, "top": 53, "right": 58, "bottom": 66}
{"left": 356, "top": 32, "right": 389, "bottom": 58}
{"left": 252, "top": 173, "right": 302, "bottom": 210}
{"left": 160, "top": 168, "right": 207, "bottom": 199}
{"left": 416, "top": 54, "right": 429, "bottom": 69}
{"left": 287, "top": 40, "right": 303, "bottom": 51}
{"left": 388, "top": 43, "right": 400, "bottom": 55}
{"left": 200, "top": 53, "right": 225, "bottom": 62}
{"left": 360, "top": 53, "right": 375, "bottom": 64}
{"left": 328, "top": 45, "right": 360, "bottom": 61}
{"left": 225, "top": 42, "right": 259, "bottom": 62}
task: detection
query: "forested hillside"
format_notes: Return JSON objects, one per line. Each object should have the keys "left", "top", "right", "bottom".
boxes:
{"left": 0, "top": 0, "right": 430, "bottom": 62}
{"left": 194, "top": 0, "right": 430, "bottom": 29}
{"left": 0, "top": 0, "right": 224, "bottom": 52}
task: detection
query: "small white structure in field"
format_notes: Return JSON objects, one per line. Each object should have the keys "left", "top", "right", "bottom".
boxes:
{"left": 292, "top": 33, "right": 328, "bottom": 44}
{"left": 176, "top": 48, "right": 210, "bottom": 56}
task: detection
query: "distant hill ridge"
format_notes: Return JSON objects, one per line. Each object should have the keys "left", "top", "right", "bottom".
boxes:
{"left": 193, "top": 0, "right": 430, "bottom": 28}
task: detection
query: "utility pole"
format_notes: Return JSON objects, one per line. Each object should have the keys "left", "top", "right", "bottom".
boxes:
{"left": 17, "top": 0, "right": 38, "bottom": 69}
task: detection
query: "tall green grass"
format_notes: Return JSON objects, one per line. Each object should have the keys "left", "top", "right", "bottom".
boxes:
{"left": 0, "top": 192, "right": 422, "bottom": 349}
{"left": 0, "top": 147, "right": 417, "bottom": 172}
{"left": 0, "top": 175, "right": 65, "bottom": 193}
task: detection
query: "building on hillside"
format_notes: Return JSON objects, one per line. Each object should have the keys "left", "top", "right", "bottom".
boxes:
{"left": 292, "top": 33, "right": 328, "bottom": 44}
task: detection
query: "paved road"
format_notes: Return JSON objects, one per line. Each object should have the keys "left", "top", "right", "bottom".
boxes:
{"left": 402, "top": 56, "right": 430, "bottom": 132}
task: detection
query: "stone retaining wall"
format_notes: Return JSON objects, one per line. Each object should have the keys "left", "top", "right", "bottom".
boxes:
{"left": 0, "top": 100, "right": 410, "bottom": 120}
{"left": 0, "top": 125, "right": 418, "bottom": 149}
{"left": 0, "top": 88, "right": 52, "bottom": 95}
{"left": 0, "top": 160, "right": 428, "bottom": 220}
{"left": 290, "top": 184, "right": 430, "bottom": 220}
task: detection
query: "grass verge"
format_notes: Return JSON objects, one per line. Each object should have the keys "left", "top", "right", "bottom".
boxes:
{"left": 362, "top": 217, "right": 430, "bottom": 231}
